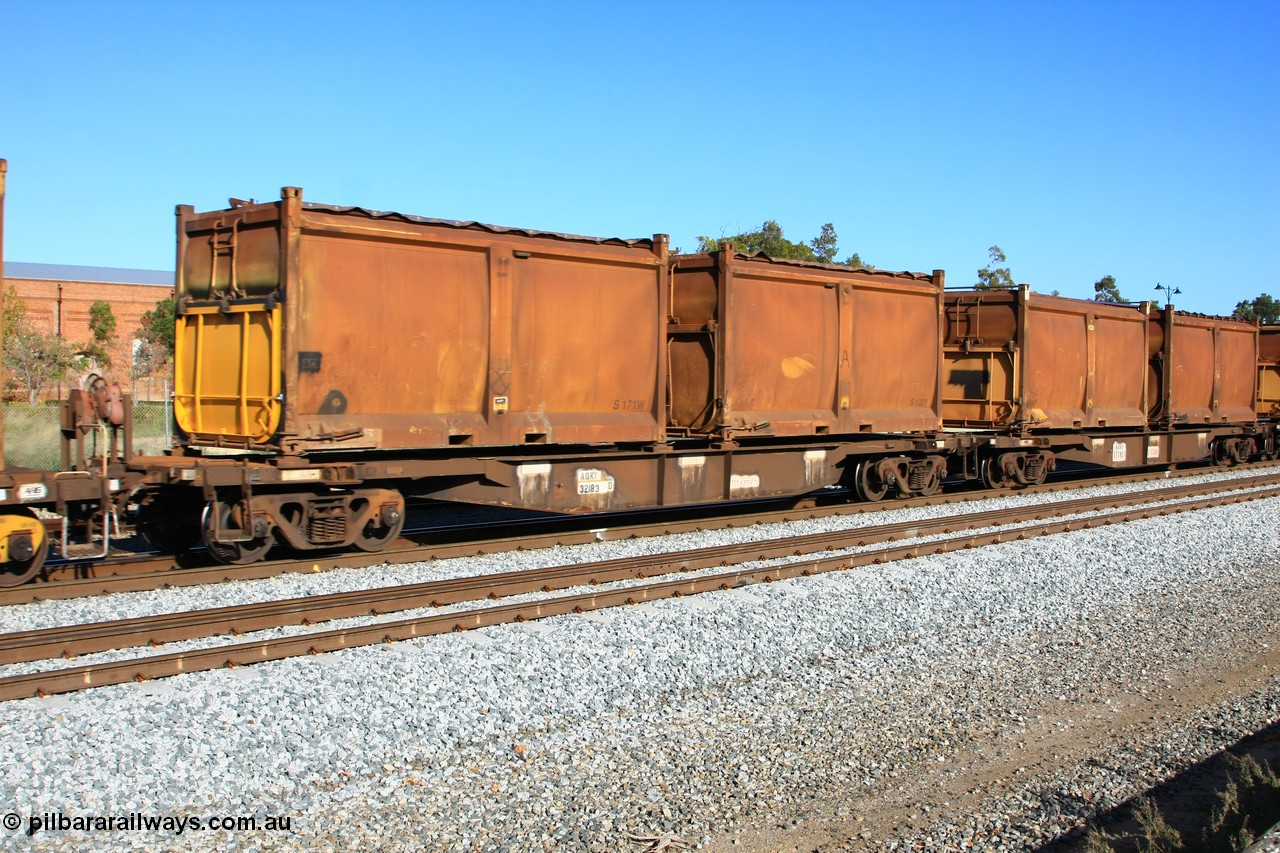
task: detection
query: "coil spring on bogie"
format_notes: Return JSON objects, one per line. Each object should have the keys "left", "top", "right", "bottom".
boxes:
{"left": 1023, "top": 455, "right": 1045, "bottom": 480}
{"left": 307, "top": 512, "right": 348, "bottom": 544}
{"left": 907, "top": 465, "right": 932, "bottom": 490}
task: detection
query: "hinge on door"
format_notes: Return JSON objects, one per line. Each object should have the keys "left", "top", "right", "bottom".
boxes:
{"left": 208, "top": 216, "right": 243, "bottom": 299}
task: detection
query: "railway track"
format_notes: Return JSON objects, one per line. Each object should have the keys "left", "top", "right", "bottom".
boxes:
{"left": 10, "top": 460, "right": 1275, "bottom": 605}
{"left": 1, "top": 471, "right": 1276, "bottom": 702}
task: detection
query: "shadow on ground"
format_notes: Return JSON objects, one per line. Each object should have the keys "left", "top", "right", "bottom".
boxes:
{"left": 1039, "top": 720, "right": 1280, "bottom": 851}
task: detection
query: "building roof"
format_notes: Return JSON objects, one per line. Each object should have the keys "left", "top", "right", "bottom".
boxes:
{"left": 4, "top": 262, "right": 172, "bottom": 287}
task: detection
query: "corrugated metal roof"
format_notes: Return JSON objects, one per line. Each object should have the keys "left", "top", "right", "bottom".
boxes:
{"left": 302, "top": 202, "right": 659, "bottom": 249}
{"left": 3, "top": 262, "right": 173, "bottom": 286}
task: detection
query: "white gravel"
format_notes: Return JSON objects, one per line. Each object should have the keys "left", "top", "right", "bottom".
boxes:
{"left": 0, "top": 466, "right": 1277, "bottom": 851}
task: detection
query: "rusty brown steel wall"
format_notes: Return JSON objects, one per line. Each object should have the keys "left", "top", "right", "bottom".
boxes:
{"left": 1089, "top": 310, "right": 1148, "bottom": 426}
{"left": 941, "top": 290, "right": 1018, "bottom": 426}
{"left": 668, "top": 251, "right": 943, "bottom": 438}
{"left": 943, "top": 288, "right": 1148, "bottom": 429}
{"left": 1259, "top": 326, "right": 1280, "bottom": 416}
{"left": 175, "top": 189, "right": 670, "bottom": 452}
{"left": 1149, "top": 307, "right": 1258, "bottom": 425}
{"left": 1023, "top": 296, "right": 1147, "bottom": 428}
{"left": 1217, "top": 324, "right": 1259, "bottom": 422}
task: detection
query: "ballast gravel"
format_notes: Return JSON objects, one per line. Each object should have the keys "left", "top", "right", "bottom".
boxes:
{"left": 0, "top": 465, "right": 1269, "bottom": 636}
{"left": 0, "top": 469, "right": 1277, "bottom": 851}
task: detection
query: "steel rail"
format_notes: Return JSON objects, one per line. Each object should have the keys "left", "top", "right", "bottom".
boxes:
{"left": 1, "top": 473, "right": 1278, "bottom": 667}
{"left": 7, "top": 462, "right": 1275, "bottom": 606}
{"left": 0, "top": 480, "right": 1276, "bottom": 701}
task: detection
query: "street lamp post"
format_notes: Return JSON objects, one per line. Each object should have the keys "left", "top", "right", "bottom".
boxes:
{"left": 1154, "top": 282, "right": 1182, "bottom": 307}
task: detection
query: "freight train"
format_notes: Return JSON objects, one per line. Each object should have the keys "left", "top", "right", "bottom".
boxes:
{"left": 2, "top": 170, "right": 1277, "bottom": 580}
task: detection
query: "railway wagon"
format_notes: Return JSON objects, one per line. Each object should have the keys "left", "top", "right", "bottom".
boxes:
{"left": 136, "top": 197, "right": 954, "bottom": 562}
{"left": 668, "top": 248, "right": 948, "bottom": 499}
{"left": 668, "top": 249, "right": 944, "bottom": 436}
{"left": 943, "top": 286, "right": 1150, "bottom": 485}
{"left": 131, "top": 184, "right": 1268, "bottom": 567}
{"left": 944, "top": 287, "right": 1149, "bottom": 430}
{"left": 941, "top": 286, "right": 1262, "bottom": 485}
{"left": 0, "top": 159, "right": 133, "bottom": 585}
{"left": 139, "top": 188, "right": 680, "bottom": 561}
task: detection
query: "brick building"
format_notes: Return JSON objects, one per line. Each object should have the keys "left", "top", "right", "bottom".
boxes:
{"left": 3, "top": 262, "right": 173, "bottom": 400}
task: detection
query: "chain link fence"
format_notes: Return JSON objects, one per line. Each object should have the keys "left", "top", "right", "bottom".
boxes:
{"left": 3, "top": 387, "right": 174, "bottom": 470}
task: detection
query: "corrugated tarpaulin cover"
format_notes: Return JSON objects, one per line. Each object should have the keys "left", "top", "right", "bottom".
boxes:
{"left": 720, "top": 250, "right": 935, "bottom": 282}
{"left": 302, "top": 203, "right": 656, "bottom": 249}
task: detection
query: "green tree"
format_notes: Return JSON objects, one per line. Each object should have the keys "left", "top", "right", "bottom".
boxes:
{"left": 132, "top": 297, "right": 176, "bottom": 398}
{"left": 2, "top": 288, "right": 82, "bottom": 406}
{"left": 975, "top": 246, "right": 1016, "bottom": 290}
{"left": 1093, "top": 275, "right": 1124, "bottom": 303}
{"left": 2, "top": 285, "right": 23, "bottom": 400}
{"left": 136, "top": 297, "right": 176, "bottom": 360}
{"left": 82, "top": 300, "right": 118, "bottom": 369}
{"left": 697, "top": 220, "right": 872, "bottom": 268}
{"left": 697, "top": 220, "right": 814, "bottom": 260}
{"left": 1232, "top": 293, "right": 1280, "bottom": 324}
{"left": 2, "top": 285, "right": 24, "bottom": 340}
{"left": 809, "top": 223, "right": 839, "bottom": 263}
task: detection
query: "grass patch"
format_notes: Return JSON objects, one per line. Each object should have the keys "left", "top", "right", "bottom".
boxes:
{"left": 1083, "top": 754, "right": 1280, "bottom": 851}
{"left": 3, "top": 401, "right": 173, "bottom": 468}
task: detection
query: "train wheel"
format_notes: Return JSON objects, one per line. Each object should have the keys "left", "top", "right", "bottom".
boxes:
{"left": 917, "top": 466, "right": 942, "bottom": 497}
{"left": 854, "top": 459, "right": 889, "bottom": 502}
{"left": 1212, "top": 440, "right": 1235, "bottom": 467}
{"left": 201, "top": 502, "right": 274, "bottom": 565}
{"left": 137, "top": 492, "right": 204, "bottom": 554}
{"left": 0, "top": 508, "right": 48, "bottom": 587}
{"left": 352, "top": 498, "right": 405, "bottom": 553}
{"left": 980, "top": 457, "right": 1006, "bottom": 490}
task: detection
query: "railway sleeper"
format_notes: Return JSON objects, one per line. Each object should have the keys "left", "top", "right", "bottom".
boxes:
{"left": 202, "top": 488, "right": 405, "bottom": 564}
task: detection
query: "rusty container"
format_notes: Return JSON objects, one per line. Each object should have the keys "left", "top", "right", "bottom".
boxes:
{"left": 1258, "top": 325, "right": 1280, "bottom": 417}
{"left": 173, "top": 188, "right": 670, "bottom": 453}
{"left": 943, "top": 287, "right": 1149, "bottom": 429}
{"left": 1146, "top": 306, "right": 1257, "bottom": 425}
{"left": 667, "top": 250, "right": 944, "bottom": 438}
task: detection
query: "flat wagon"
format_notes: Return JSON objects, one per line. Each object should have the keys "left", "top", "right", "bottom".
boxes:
{"left": 135, "top": 215, "right": 956, "bottom": 561}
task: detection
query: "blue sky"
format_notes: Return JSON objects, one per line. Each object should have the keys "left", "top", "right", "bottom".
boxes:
{"left": 1, "top": 0, "right": 1276, "bottom": 315}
